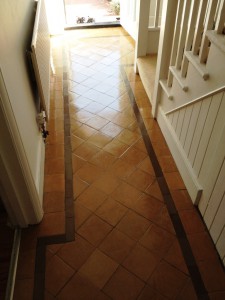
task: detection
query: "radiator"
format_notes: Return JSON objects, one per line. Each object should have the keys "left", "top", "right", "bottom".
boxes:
{"left": 31, "top": 0, "right": 50, "bottom": 120}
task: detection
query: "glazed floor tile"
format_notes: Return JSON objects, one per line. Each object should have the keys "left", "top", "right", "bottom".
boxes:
{"left": 13, "top": 27, "right": 225, "bottom": 300}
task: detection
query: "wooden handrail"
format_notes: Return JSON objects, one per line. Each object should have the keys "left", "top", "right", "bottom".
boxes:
{"left": 165, "top": 86, "right": 225, "bottom": 115}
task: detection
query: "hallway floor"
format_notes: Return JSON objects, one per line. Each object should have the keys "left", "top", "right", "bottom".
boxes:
{"left": 14, "top": 27, "right": 225, "bottom": 299}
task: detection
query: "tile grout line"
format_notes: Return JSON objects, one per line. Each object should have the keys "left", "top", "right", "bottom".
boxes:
{"left": 33, "top": 49, "right": 75, "bottom": 300}
{"left": 120, "top": 65, "right": 210, "bottom": 300}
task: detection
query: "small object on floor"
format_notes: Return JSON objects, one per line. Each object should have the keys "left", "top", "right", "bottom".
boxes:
{"left": 76, "top": 16, "right": 85, "bottom": 24}
{"left": 87, "top": 16, "right": 95, "bottom": 23}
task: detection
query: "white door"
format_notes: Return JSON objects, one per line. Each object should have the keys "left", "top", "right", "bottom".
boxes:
{"left": 120, "top": 0, "right": 138, "bottom": 40}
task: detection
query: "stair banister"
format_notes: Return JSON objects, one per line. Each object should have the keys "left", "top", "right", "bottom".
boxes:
{"left": 199, "top": 0, "right": 218, "bottom": 64}
{"left": 152, "top": 0, "right": 178, "bottom": 117}
{"left": 154, "top": 0, "right": 161, "bottom": 28}
{"left": 175, "top": 0, "right": 192, "bottom": 70}
{"left": 165, "top": 86, "right": 225, "bottom": 115}
{"left": 192, "top": 0, "right": 208, "bottom": 55}
{"left": 167, "top": 0, "right": 185, "bottom": 87}
{"left": 134, "top": 0, "right": 151, "bottom": 73}
{"left": 181, "top": 0, "right": 200, "bottom": 77}
{"left": 215, "top": 0, "right": 225, "bottom": 33}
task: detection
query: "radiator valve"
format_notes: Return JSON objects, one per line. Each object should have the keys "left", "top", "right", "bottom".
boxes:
{"left": 37, "top": 111, "right": 49, "bottom": 143}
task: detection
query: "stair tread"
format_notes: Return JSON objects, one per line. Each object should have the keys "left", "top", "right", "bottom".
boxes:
{"left": 170, "top": 66, "right": 188, "bottom": 91}
{"left": 137, "top": 55, "right": 157, "bottom": 101}
{"left": 206, "top": 30, "right": 225, "bottom": 53}
{"left": 185, "top": 51, "right": 209, "bottom": 80}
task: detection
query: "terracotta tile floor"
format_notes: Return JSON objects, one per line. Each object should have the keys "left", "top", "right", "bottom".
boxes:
{"left": 14, "top": 27, "right": 225, "bottom": 299}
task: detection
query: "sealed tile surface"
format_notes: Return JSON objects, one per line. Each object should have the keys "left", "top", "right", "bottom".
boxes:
{"left": 13, "top": 27, "right": 225, "bottom": 299}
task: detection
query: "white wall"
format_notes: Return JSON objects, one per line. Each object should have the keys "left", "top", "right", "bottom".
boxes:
{"left": 120, "top": 0, "right": 138, "bottom": 40}
{"left": 147, "top": 29, "right": 160, "bottom": 54}
{"left": 0, "top": 0, "right": 45, "bottom": 224}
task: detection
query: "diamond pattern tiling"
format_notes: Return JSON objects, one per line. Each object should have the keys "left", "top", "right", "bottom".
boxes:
{"left": 103, "top": 266, "right": 145, "bottom": 300}
{"left": 122, "top": 243, "right": 161, "bottom": 282}
{"left": 147, "top": 261, "right": 189, "bottom": 299}
{"left": 78, "top": 249, "right": 118, "bottom": 289}
{"left": 95, "top": 198, "right": 128, "bottom": 226}
{"left": 13, "top": 27, "right": 225, "bottom": 300}
{"left": 116, "top": 210, "right": 151, "bottom": 241}
{"left": 77, "top": 185, "right": 107, "bottom": 212}
{"left": 99, "top": 228, "right": 136, "bottom": 264}
{"left": 77, "top": 214, "right": 112, "bottom": 247}
{"left": 45, "top": 255, "right": 74, "bottom": 296}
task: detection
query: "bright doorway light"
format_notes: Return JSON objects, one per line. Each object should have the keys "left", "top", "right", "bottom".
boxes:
{"left": 64, "top": 0, "right": 120, "bottom": 27}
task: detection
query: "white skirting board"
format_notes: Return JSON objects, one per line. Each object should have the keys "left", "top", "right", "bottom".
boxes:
{"left": 157, "top": 106, "right": 202, "bottom": 204}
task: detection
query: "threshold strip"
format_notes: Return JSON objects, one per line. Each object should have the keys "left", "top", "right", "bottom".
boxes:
{"left": 33, "top": 53, "right": 75, "bottom": 300}
{"left": 120, "top": 65, "right": 209, "bottom": 300}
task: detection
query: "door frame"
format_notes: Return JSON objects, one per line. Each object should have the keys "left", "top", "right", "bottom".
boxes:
{"left": 0, "top": 69, "right": 43, "bottom": 227}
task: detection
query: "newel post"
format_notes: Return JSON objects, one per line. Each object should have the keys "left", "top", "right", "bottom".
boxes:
{"left": 152, "top": 0, "right": 178, "bottom": 117}
{"left": 134, "top": 0, "right": 151, "bottom": 73}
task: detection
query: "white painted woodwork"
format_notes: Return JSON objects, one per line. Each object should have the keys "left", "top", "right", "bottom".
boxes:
{"left": 175, "top": 0, "right": 191, "bottom": 70}
{"left": 193, "top": 93, "right": 223, "bottom": 175}
{"left": 153, "top": 1, "right": 225, "bottom": 263}
{"left": 207, "top": 30, "right": 225, "bottom": 53}
{"left": 129, "top": 0, "right": 225, "bottom": 266}
{"left": 183, "top": 101, "right": 201, "bottom": 156}
{"left": 157, "top": 106, "right": 202, "bottom": 202}
{"left": 0, "top": 70, "right": 44, "bottom": 227}
{"left": 197, "top": 97, "right": 225, "bottom": 192}
{"left": 136, "top": 55, "right": 157, "bottom": 101}
{"left": 120, "top": 0, "right": 138, "bottom": 40}
{"left": 192, "top": 0, "right": 208, "bottom": 55}
{"left": 159, "top": 80, "right": 173, "bottom": 100}
{"left": 167, "top": 0, "right": 185, "bottom": 87}
{"left": 0, "top": 1, "right": 45, "bottom": 226}
{"left": 121, "top": 0, "right": 161, "bottom": 57}
{"left": 179, "top": 106, "right": 193, "bottom": 147}
{"left": 147, "top": 0, "right": 162, "bottom": 54}
{"left": 169, "top": 67, "right": 188, "bottom": 91}
{"left": 181, "top": 0, "right": 199, "bottom": 77}
{"left": 157, "top": 89, "right": 225, "bottom": 266}
{"left": 146, "top": 28, "right": 161, "bottom": 54}
{"left": 199, "top": 0, "right": 218, "bottom": 63}
{"left": 149, "top": 0, "right": 162, "bottom": 27}
{"left": 184, "top": 51, "right": 210, "bottom": 80}
{"left": 31, "top": 0, "right": 51, "bottom": 119}
{"left": 152, "top": 0, "right": 178, "bottom": 116}
{"left": 188, "top": 98, "right": 210, "bottom": 165}
{"left": 205, "top": 162, "right": 225, "bottom": 237}
{"left": 175, "top": 108, "right": 185, "bottom": 139}
{"left": 153, "top": 0, "right": 161, "bottom": 27}
{"left": 215, "top": 0, "right": 225, "bottom": 33}
{"left": 135, "top": 0, "right": 151, "bottom": 62}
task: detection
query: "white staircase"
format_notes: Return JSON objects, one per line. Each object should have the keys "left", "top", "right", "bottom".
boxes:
{"left": 135, "top": 0, "right": 225, "bottom": 266}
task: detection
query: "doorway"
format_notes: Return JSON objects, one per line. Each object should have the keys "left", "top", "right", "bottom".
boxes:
{"left": 64, "top": 0, "right": 120, "bottom": 28}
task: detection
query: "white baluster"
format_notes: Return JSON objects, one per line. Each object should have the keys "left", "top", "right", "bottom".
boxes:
{"left": 152, "top": 0, "right": 178, "bottom": 116}
{"left": 134, "top": 0, "right": 151, "bottom": 72}
{"left": 167, "top": 0, "right": 185, "bottom": 87}
{"left": 199, "top": 0, "right": 218, "bottom": 63}
{"left": 215, "top": 0, "right": 225, "bottom": 33}
{"left": 181, "top": 0, "right": 200, "bottom": 77}
{"left": 154, "top": 0, "right": 161, "bottom": 27}
{"left": 192, "top": 0, "right": 208, "bottom": 55}
{"left": 175, "top": 0, "right": 192, "bottom": 70}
